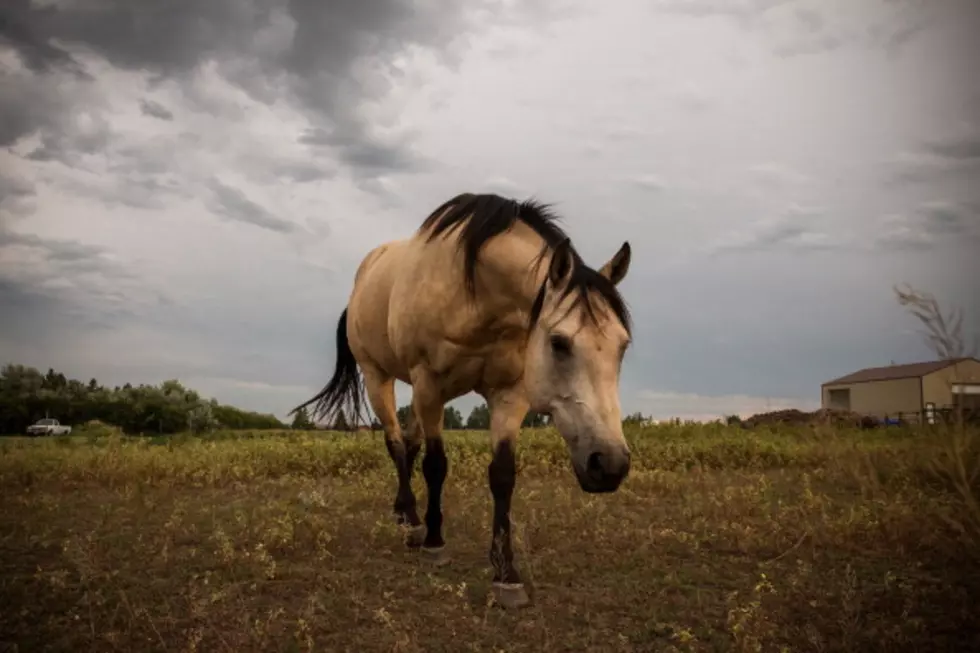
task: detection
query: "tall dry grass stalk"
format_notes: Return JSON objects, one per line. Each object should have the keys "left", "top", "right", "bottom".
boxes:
{"left": 893, "top": 283, "right": 974, "bottom": 360}
{"left": 894, "top": 283, "right": 980, "bottom": 545}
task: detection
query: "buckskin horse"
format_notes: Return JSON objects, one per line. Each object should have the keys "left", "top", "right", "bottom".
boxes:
{"left": 291, "top": 192, "right": 633, "bottom": 608}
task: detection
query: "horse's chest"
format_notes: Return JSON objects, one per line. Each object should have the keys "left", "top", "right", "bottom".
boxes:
{"left": 427, "top": 337, "right": 524, "bottom": 398}
{"left": 481, "top": 343, "right": 525, "bottom": 389}
{"left": 433, "top": 357, "right": 485, "bottom": 398}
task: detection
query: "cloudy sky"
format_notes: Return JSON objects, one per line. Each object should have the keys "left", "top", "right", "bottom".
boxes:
{"left": 1, "top": 0, "right": 978, "bottom": 423}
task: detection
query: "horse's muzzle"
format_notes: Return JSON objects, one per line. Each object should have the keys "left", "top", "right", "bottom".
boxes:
{"left": 574, "top": 445, "right": 630, "bottom": 493}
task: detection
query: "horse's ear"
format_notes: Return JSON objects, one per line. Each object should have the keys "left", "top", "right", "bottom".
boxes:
{"left": 599, "top": 241, "right": 631, "bottom": 285}
{"left": 548, "top": 238, "right": 574, "bottom": 287}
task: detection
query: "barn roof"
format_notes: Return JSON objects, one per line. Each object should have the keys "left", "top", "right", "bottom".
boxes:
{"left": 822, "top": 357, "right": 980, "bottom": 386}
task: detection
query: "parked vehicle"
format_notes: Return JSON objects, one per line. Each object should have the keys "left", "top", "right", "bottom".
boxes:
{"left": 26, "top": 418, "right": 72, "bottom": 436}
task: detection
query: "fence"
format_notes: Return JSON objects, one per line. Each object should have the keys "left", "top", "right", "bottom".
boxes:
{"left": 881, "top": 406, "right": 979, "bottom": 427}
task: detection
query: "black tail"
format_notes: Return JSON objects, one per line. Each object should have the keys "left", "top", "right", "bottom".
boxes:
{"left": 290, "top": 308, "right": 366, "bottom": 429}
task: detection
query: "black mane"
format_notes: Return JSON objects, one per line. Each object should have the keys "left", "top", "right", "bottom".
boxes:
{"left": 418, "top": 192, "right": 631, "bottom": 334}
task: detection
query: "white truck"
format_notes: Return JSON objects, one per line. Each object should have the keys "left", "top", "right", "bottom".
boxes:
{"left": 26, "top": 418, "right": 72, "bottom": 436}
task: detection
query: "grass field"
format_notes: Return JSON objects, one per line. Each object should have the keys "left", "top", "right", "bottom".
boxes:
{"left": 2, "top": 423, "right": 979, "bottom": 652}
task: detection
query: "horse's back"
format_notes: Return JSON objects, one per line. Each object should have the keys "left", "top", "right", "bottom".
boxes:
{"left": 388, "top": 232, "right": 487, "bottom": 340}
{"left": 348, "top": 219, "right": 530, "bottom": 394}
{"left": 349, "top": 228, "right": 488, "bottom": 381}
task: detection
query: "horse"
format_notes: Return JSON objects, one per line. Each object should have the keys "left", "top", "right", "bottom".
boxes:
{"left": 291, "top": 192, "right": 634, "bottom": 609}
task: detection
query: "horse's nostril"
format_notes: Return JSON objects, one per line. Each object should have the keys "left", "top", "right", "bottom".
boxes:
{"left": 577, "top": 448, "right": 629, "bottom": 493}
{"left": 587, "top": 451, "right": 604, "bottom": 478}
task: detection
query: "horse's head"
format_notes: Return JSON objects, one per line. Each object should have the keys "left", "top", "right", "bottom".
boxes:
{"left": 523, "top": 239, "right": 633, "bottom": 493}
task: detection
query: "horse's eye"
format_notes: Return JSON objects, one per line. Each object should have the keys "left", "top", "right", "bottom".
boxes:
{"left": 550, "top": 334, "right": 572, "bottom": 356}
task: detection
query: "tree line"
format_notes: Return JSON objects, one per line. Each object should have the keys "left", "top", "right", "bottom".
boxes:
{"left": 289, "top": 402, "right": 550, "bottom": 431}
{"left": 398, "top": 403, "right": 547, "bottom": 430}
{"left": 3, "top": 362, "right": 644, "bottom": 436}
{"left": 1, "top": 363, "right": 284, "bottom": 435}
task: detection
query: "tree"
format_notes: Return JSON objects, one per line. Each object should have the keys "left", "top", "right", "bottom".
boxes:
{"left": 42, "top": 368, "right": 67, "bottom": 391}
{"left": 332, "top": 412, "right": 350, "bottom": 431}
{"left": 187, "top": 402, "right": 218, "bottom": 434}
{"left": 522, "top": 411, "right": 547, "bottom": 428}
{"left": 396, "top": 405, "right": 412, "bottom": 429}
{"left": 291, "top": 406, "right": 315, "bottom": 430}
{"left": 0, "top": 363, "right": 286, "bottom": 434}
{"left": 444, "top": 406, "right": 464, "bottom": 430}
{"left": 466, "top": 403, "right": 491, "bottom": 429}
{"left": 385, "top": 404, "right": 465, "bottom": 430}
{"left": 622, "top": 411, "right": 646, "bottom": 426}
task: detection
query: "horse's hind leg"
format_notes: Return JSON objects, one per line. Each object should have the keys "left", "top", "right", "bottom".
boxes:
{"left": 361, "top": 365, "right": 424, "bottom": 547}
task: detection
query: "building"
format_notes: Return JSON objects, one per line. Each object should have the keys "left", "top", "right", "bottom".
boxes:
{"left": 820, "top": 357, "right": 980, "bottom": 422}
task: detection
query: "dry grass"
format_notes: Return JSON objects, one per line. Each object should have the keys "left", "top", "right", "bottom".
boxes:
{"left": 2, "top": 423, "right": 979, "bottom": 652}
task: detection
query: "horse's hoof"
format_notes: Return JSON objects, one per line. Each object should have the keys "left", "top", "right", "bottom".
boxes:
{"left": 491, "top": 582, "right": 531, "bottom": 609}
{"left": 421, "top": 546, "right": 451, "bottom": 567}
{"left": 403, "top": 525, "right": 426, "bottom": 548}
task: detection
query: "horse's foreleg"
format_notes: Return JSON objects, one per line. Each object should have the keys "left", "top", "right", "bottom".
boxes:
{"left": 486, "top": 387, "right": 531, "bottom": 609}
{"left": 363, "top": 368, "right": 423, "bottom": 545}
{"left": 411, "top": 373, "right": 450, "bottom": 565}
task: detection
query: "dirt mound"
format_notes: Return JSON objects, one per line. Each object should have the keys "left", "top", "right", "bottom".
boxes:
{"left": 742, "top": 408, "right": 876, "bottom": 430}
{"left": 810, "top": 408, "right": 877, "bottom": 428}
{"left": 741, "top": 409, "right": 811, "bottom": 428}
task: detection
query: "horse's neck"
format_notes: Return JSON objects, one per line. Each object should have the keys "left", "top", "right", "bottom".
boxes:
{"left": 475, "top": 224, "right": 552, "bottom": 313}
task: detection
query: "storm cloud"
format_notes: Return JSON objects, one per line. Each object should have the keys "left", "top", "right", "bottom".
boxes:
{"left": 138, "top": 99, "right": 174, "bottom": 121}
{"left": 1, "top": 0, "right": 977, "bottom": 421}
{"left": 0, "top": 0, "right": 544, "bottom": 177}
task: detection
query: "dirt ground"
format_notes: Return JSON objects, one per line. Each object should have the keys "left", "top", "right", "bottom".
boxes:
{"left": 1, "top": 427, "right": 978, "bottom": 652}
